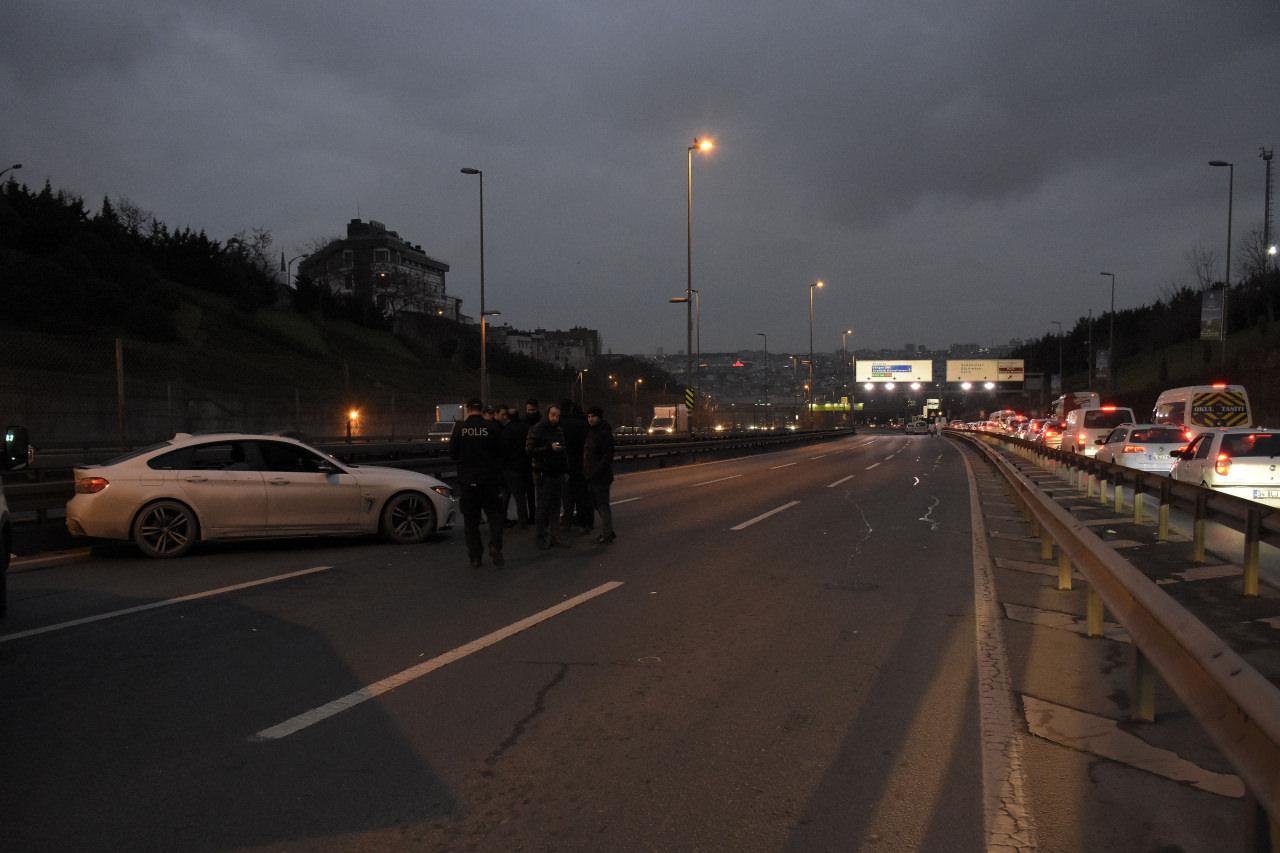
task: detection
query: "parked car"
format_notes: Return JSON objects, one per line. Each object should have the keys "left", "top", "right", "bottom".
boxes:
{"left": 65, "top": 433, "right": 457, "bottom": 558}
{"left": 1171, "top": 428, "right": 1280, "bottom": 507}
{"left": 1, "top": 426, "right": 31, "bottom": 617}
{"left": 1094, "top": 424, "right": 1186, "bottom": 473}
{"left": 1062, "top": 405, "right": 1137, "bottom": 456}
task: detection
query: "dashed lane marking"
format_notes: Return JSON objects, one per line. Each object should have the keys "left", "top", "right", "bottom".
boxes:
{"left": 769, "top": 462, "right": 798, "bottom": 470}
{"left": 1022, "top": 695, "right": 1244, "bottom": 798}
{"left": 0, "top": 566, "right": 333, "bottom": 644}
{"left": 865, "top": 462, "right": 881, "bottom": 471}
{"left": 810, "top": 454, "right": 827, "bottom": 460}
{"left": 730, "top": 501, "right": 801, "bottom": 531}
{"left": 826, "top": 474, "right": 856, "bottom": 488}
{"left": 10, "top": 548, "right": 93, "bottom": 572}
{"left": 609, "top": 496, "right": 643, "bottom": 506}
{"left": 689, "top": 474, "right": 743, "bottom": 488}
{"left": 251, "top": 581, "right": 626, "bottom": 741}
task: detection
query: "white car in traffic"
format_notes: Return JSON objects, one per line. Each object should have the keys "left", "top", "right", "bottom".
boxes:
{"left": 1170, "top": 428, "right": 1280, "bottom": 507}
{"left": 1093, "top": 424, "right": 1186, "bottom": 473}
{"left": 66, "top": 433, "right": 457, "bottom": 558}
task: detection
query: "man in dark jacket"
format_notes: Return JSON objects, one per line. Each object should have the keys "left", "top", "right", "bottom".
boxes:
{"left": 583, "top": 406, "right": 616, "bottom": 543}
{"left": 449, "top": 399, "right": 506, "bottom": 568}
{"left": 559, "top": 399, "right": 591, "bottom": 532}
{"left": 499, "top": 405, "right": 533, "bottom": 528}
{"left": 526, "top": 403, "right": 567, "bottom": 549}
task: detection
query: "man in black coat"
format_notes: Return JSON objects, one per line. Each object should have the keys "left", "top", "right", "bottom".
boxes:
{"left": 449, "top": 399, "right": 506, "bottom": 568}
{"left": 499, "top": 405, "right": 533, "bottom": 528}
{"left": 526, "top": 403, "right": 568, "bottom": 549}
{"left": 559, "top": 399, "right": 592, "bottom": 532}
{"left": 583, "top": 406, "right": 616, "bottom": 543}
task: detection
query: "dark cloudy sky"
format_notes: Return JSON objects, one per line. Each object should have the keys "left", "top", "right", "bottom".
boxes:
{"left": 4, "top": 2, "right": 1277, "bottom": 355}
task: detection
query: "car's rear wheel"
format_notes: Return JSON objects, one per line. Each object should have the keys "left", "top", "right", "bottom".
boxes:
{"left": 381, "top": 491, "right": 435, "bottom": 545}
{"left": 133, "top": 500, "right": 198, "bottom": 558}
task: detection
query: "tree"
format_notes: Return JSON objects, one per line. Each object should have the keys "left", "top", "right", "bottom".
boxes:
{"left": 1185, "top": 245, "right": 1220, "bottom": 290}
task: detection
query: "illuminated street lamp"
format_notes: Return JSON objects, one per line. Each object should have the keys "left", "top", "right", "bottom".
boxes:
{"left": 346, "top": 408, "right": 360, "bottom": 443}
{"left": 910, "top": 382, "right": 921, "bottom": 391}
{"left": 685, "top": 136, "right": 714, "bottom": 402}
{"left": 884, "top": 382, "right": 895, "bottom": 391}
{"left": 576, "top": 368, "right": 590, "bottom": 404}
{"left": 633, "top": 377, "right": 644, "bottom": 425}
{"left": 961, "top": 381, "right": 973, "bottom": 391}
{"left": 984, "top": 381, "right": 996, "bottom": 391}
{"left": 864, "top": 382, "right": 874, "bottom": 392}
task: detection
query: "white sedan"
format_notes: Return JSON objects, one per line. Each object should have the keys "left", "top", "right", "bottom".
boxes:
{"left": 66, "top": 433, "right": 457, "bottom": 558}
{"left": 1170, "top": 428, "right": 1280, "bottom": 507}
{"left": 1094, "top": 424, "right": 1186, "bottom": 473}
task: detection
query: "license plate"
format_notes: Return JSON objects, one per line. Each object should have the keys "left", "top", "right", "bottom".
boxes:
{"left": 1252, "top": 489, "right": 1280, "bottom": 499}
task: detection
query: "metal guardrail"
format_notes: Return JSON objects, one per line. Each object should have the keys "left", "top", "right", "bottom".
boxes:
{"left": 3, "top": 428, "right": 852, "bottom": 516}
{"left": 950, "top": 429, "right": 1280, "bottom": 833}
{"left": 965, "top": 429, "right": 1279, "bottom": 597}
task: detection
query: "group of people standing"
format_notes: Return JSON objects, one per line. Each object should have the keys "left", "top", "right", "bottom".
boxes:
{"left": 449, "top": 398, "right": 616, "bottom": 568}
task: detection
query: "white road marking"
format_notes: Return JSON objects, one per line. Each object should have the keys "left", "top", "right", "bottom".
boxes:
{"left": 769, "top": 462, "right": 797, "bottom": 470}
{"left": 730, "top": 501, "right": 800, "bottom": 531}
{"left": 0, "top": 566, "right": 333, "bottom": 644}
{"left": 252, "top": 581, "right": 625, "bottom": 741}
{"left": 10, "top": 548, "right": 93, "bottom": 572}
{"left": 918, "top": 496, "right": 940, "bottom": 530}
{"left": 959, "top": 451, "right": 1039, "bottom": 850}
{"left": 690, "top": 474, "right": 743, "bottom": 488}
{"left": 912, "top": 476, "right": 921, "bottom": 486}
{"left": 809, "top": 454, "right": 827, "bottom": 460}
{"left": 865, "top": 462, "right": 881, "bottom": 471}
{"left": 609, "top": 496, "right": 643, "bottom": 506}
{"left": 826, "top": 474, "right": 856, "bottom": 488}
{"left": 1022, "top": 695, "right": 1244, "bottom": 798}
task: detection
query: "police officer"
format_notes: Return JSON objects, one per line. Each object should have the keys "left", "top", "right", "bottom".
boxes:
{"left": 450, "top": 399, "right": 506, "bottom": 568}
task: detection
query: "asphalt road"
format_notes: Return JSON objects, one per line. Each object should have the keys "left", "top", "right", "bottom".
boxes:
{"left": 0, "top": 433, "right": 1246, "bottom": 851}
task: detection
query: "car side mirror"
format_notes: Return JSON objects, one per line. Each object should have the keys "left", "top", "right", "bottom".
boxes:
{"left": 1094, "top": 438, "right": 1105, "bottom": 445}
{"left": 2, "top": 425, "right": 30, "bottom": 471}
{"left": 1170, "top": 449, "right": 1187, "bottom": 460}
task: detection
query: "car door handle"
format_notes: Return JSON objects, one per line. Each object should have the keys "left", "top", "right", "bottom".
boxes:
{"left": 184, "top": 476, "right": 208, "bottom": 483}
{"left": 268, "top": 478, "right": 290, "bottom": 486}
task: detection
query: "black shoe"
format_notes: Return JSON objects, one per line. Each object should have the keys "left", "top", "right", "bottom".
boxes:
{"left": 595, "top": 533, "right": 616, "bottom": 544}
{"left": 489, "top": 545, "right": 505, "bottom": 567}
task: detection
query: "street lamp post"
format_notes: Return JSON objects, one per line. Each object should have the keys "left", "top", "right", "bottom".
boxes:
{"left": 576, "top": 368, "right": 590, "bottom": 405}
{"left": 633, "top": 377, "right": 644, "bottom": 427}
{"left": 686, "top": 137, "right": 713, "bottom": 431}
{"left": 1099, "top": 272, "right": 1116, "bottom": 391}
{"left": 756, "top": 332, "right": 768, "bottom": 426}
{"left": 481, "top": 310, "right": 501, "bottom": 402}
{"left": 1210, "top": 160, "right": 1234, "bottom": 365}
{"left": 841, "top": 328, "right": 853, "bottom": 419}
{"left": 285, "top": 253, "right": 308, "bottom": 289}
{"left": 461, "top": 167, "right": 487, "bottom": 403}
{"left": 0, "top": 163, "right": 21, "bottom": 182}
{"left": 1050, "top": 321, "right": 1063, "bottom": 391}
{"left": 807, "top": 281, "right": 824, "bottom": 416}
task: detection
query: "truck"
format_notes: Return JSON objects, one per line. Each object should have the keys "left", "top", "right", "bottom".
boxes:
{"left": 427, "top": 403, "right": 467, "bottom": 452}
{"left": 648, "top": 404, "right": 689, "bottom": 436}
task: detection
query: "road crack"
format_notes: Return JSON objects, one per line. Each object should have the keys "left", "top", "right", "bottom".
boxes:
{"left": 482, "top": 663, "right": 569, "bottom": 773}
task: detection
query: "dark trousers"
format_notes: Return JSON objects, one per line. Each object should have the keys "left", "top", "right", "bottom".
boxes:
{"left": 588, "top": 481, "right": 613, "bottom": 536}
{"left": 563, "top": 472, "right": 592, "bottom": 529}
{"left": 535, "top": 472, "right": 565, "bottom": 543}
{"left": 460, "top": 480, "right": 504, "bottom": 559}
{"left": 504, "top": 469, "right": 531, "bottom": 525}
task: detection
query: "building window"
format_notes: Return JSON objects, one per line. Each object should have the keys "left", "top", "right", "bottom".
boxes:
{"left": 374, "top": 249, "right": 390, "bottom": 263}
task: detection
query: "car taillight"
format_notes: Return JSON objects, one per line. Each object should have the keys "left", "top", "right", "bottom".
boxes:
{"left": 1077, "top": 433, "right": 1087, "bottom": 445}
{"left": 1215, "top": 452, "right": 1232, "bottom": 476}
{"left": 1183, "top": 430, "right": 1193, "bottom": 441}
{"left": 1122, "top": 445, "right": 1147, "bottom": 454}
{"left": 75, "top": 477, "right": 109, "bottom": 494}
{"left": 431, "top": 485, "right": 452, "bottom": 498}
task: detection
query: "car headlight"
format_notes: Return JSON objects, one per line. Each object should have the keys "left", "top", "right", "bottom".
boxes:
{"left": 431, "top": 485, "right": 453, "bottom": 499}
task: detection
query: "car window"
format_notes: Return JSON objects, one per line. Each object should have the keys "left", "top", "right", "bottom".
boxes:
{"left": 1103, "top": 428, "right": 1126, "bottom": 444}
{"left": 1153, "top": 402, "right": 1183, "bottom": 426}
{"left": 1130, "top": 427, "right": 1183, "bottom": 444}
{"left": 112, "top": 441, "right": 172, "bottom": 466}
{"left": 255, "top": 441, "right": 336, "bottom": 473}
{"left": 150, "top": 441, "right": 253, "bottom": 471}
{"left": 1193, "top": 435, "right": 1216, "bottom": 460}
{"left": 1083, "top": 410, "right": 1133, "bottom": 429}
{"left": 1221, "top": 433, "right": 1280, "bottom": 458}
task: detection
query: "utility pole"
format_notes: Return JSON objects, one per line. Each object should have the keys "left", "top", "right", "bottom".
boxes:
{"left": 1263, "top": 147, "right": 1275, "bottom": 271}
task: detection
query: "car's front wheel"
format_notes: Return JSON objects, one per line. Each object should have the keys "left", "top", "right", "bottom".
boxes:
{"left": 381, "top": 491, "right": 436, "bottom": 545}
{"left": 133, "top": 500, "right": 198, "bottom": 558}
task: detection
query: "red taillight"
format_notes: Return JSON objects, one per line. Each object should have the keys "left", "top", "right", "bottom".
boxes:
{"left": 1044, "top": 427, "right": 1058, "bottom": 436}
{"left": 75, "top": 477, "right": 109, "bottom": 494}
{"left": 1077, "top": 432, "right": 1088, "bottom": 444}
{"left": 1215, "top": 452, "right": 1232, "bottom": 476}
{"left": 1211, "top": 382, "right": 1227, "bottom": 389}
{"left": 1122, "top": 445, "right": 1147, "bottom": 454}
{"left": 1183, "top": 429, "right": 1193, "bottom": 441}
{"left": 1101, "top": 405, "right": 1117, "bottom": 412}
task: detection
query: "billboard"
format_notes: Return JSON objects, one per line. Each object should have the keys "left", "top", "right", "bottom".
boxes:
{"left": 855, "top": 360, "right": 932, "bottom": 382}
{"left": 944, "top": 359, "right": 1025, "bottom": 382}
{"left": 1200, "top": 285, "right": 1225, "bottom": 340}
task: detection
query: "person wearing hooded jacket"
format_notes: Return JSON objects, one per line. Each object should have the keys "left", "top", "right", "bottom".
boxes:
{"left": 583, "top": 406, "right": 616, "bottom": 543}
{"left": 526, "top": 403, "right": 568, "bottom": 548}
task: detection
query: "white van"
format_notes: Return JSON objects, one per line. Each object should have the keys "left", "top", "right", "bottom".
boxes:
{"left": 1152, "top": 384, "right": 1251, "bottom": 441}
{"left": 1048, "top": 391, "right": 1101, "bottom": 424}
{"left": 1063, "top": 405, "right": 1136, "bottom": 456}
{"left": 1, "top": 426, "right": 32, "bottom": 618}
